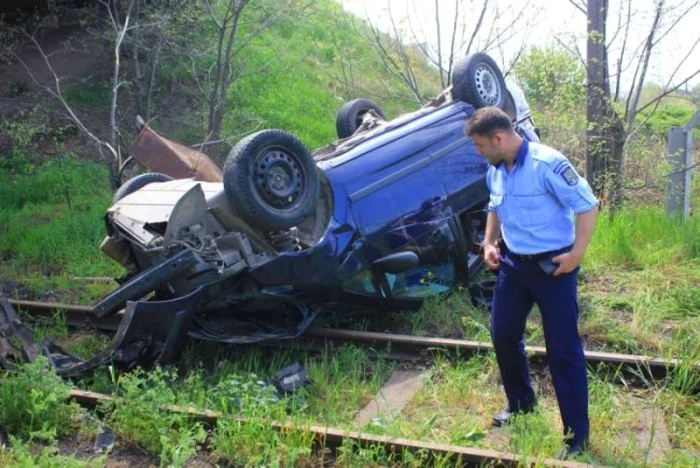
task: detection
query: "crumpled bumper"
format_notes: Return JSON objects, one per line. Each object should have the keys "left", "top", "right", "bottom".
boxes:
{"left": 0, "top": 287, "right": 204, "bottom": 376}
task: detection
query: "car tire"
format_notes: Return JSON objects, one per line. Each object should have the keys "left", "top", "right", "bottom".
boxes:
{"left": 451, "top": 52, "right": 507, "bottom": 109}
{"left": 335, "top": 98, "right": 386, "bottom": 139}
{"left": 223, "top": 129, "right": 319, "bottom": 231}
{"left": 113, "top": 172, "right": 173, "bottom": 204}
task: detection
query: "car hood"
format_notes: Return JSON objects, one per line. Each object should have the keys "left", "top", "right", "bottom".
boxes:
{"left": 108, "top": 179, "right": 223, "bottom": 245}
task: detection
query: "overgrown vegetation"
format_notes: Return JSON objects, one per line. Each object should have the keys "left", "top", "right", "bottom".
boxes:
{"left": 0, "top": 0, "right": 697, "bottom": 466}
{"left": 0, "top": 357, "right": 80, "bottom": 440}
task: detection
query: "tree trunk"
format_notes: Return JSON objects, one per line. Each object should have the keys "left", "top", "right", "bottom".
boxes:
{"left": 586, "top": 0, "right": 625, "bottom": 209}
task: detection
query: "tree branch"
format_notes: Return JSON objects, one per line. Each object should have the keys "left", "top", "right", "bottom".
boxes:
{"left": 623, "top": 0, "right": 663, "bottom": 130}
{"left": 465, "top": 0, "right": 489, "bottom": 56}
{"left": 568, "top": 0, "right": 587, "bottom": 15}
{"left": 9, "top": 32, "right": 117, "bottom": 164}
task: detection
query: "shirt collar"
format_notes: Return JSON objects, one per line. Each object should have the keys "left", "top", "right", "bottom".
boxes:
{"left": 514, "top": 138, "right": 529, "bottom": 166}
{"left": 498, "top": 138, "right": 529, "bottom": 172}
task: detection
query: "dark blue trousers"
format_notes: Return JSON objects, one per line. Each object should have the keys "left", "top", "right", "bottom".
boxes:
{"left": 491, "top": 251, "right": 589, "bottom": 447}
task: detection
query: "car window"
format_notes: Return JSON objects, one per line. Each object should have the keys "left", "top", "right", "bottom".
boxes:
{"left": 385, "top": 263, "right": 454, "bottom": 298}
{"left": 341, "top": 270, "right": 378, "bottom": 295}
{"left": 385, "top": 224, "right": 456, "bottom": 299}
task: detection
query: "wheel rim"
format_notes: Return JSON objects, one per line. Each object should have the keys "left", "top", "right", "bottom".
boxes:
{"left": 474, "top": 64, "right": 501, "bottom": 105}
{"left": 254, "top": 149, "right": 304, "bottom": 209}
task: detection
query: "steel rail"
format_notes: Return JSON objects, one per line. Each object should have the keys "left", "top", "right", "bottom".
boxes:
{"left": 12, "top": 299, "right": 697, "bottom": 382}
{"left": 68, "top": 388, "right": 589, "bottom": 468}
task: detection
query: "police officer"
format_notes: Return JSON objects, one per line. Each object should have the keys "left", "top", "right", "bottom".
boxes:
{"left": 465, "top": 107, "right": 599, "bottom": 458}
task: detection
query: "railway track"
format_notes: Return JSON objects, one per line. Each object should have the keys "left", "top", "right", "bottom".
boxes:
{"left": 11, "top": 299, "right": 697, "bottom": 385}
{"left": 6, "top": 298, "right": 695, "bottom": 464}
{"left": 68, "top": 388, "right": 589, "bottom": 467}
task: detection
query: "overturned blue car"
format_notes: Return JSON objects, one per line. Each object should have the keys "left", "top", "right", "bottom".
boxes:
{"left": 73, "top": 53, "right": 540, "bottom": 372}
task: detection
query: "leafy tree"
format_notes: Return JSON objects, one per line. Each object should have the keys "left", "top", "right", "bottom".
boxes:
{"left": 512, "top": 45, "right": 585, "bottom": 111}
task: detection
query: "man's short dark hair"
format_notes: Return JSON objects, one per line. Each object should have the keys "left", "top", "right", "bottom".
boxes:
{"left": 465, "top": 107, "right": 514, "bottom": 138}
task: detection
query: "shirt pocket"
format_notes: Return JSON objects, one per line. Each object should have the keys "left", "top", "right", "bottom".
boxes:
{"left": 512, "top": 193, "right": 554, "bottom": 226}
{"left": 490, "top": 193, "right": 509, "bottom": 222}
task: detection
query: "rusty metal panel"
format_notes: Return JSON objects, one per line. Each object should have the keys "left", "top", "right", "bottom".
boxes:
{"left": 129, "top": 125, "right": 223, "bottom": 182}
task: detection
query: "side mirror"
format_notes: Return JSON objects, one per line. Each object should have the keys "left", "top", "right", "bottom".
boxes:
{"left": 373, "top": 251, "right": 419, "bottom": 274}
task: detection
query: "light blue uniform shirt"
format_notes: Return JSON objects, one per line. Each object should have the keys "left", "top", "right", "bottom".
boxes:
{"left": 486, "top": 140, "right": 599, "bottom": 255}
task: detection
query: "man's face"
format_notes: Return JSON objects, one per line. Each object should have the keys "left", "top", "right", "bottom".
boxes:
{"left": 471, "top": 133, "right": 505, "bottom": 165}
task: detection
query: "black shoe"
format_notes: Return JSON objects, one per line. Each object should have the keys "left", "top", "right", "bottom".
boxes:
{"left": 557, "top": 438, "right": 589, "bottom": 460}
{"left": 491, "top": 406, "right": 534, "bottom": 427}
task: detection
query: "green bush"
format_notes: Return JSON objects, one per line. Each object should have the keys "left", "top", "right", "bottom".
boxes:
{"left": 104, "top": 367, "right": 206, "bottom": 466}
{"left": 636, "top": 103, "right": 696, "bottom": 135}
{"left": 0, "top": 357, "right": 80, "bottom": 440}
{"left": 511, "top": 44, "right": 585, "bottom": 112}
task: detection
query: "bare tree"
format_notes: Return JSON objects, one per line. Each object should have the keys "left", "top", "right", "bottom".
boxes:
{"left": 103, "top": 0, "right": 135, "bottom": 157}
{"left": 168, "top": 0, "right": 289, "bottom": 141}
{"left": 128, "top": 0, "right": 192, "bottom": 121}
{"left": 359, "top": 2, "right": 426, "bottom": 104}
{"left": 203, "top": 0, "right": 250, "bottom": 138}
{"left": 575, "top": 0, "right": 700, "bottom": 209}
{"left": 7, "top": 1, "right": 136, "bottom": 189}
{"left": 357, "top": 0, "right": 537, "bottom": 105}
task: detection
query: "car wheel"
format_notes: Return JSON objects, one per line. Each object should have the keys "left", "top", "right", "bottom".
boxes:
{"left": 223, "top": 129, "right": 319, "bottom": 231}
{"left": 451, "top": 52, "right": 507, "bottom": 109}
{"left": 113, "top": 172, "right": 173, "bottom": 204}
{"left": 335, "top": 98, "right": 386, "bottom": 139}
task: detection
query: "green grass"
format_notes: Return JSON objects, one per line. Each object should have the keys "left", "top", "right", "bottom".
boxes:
{"left": 577, "top": 207, "right": 700, "bottom": 356}
{"left": 63, "top": 81, "right": 111, "bottom": 108}
{"left": 0, "top": 154, "right": 123, "bottom": 302}
{"left": 222, "top": 0, "right": 441, "bottom": 149}
{"left": 586, "top": 207, "right": 700, "bottom": 269}
{"left": 0, "top": 357, "right": 81, "bottom": 441}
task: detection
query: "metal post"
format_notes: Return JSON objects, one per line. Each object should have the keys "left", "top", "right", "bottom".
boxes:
{"left": 666, "top": 111, "right": 699, "bottom": 220}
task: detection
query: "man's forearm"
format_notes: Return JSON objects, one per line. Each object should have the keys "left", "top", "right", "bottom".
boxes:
{"left": 485, "top": 211, "right": 501, "bottom": 246}
{"left": 572, "top": 206, "right": 598, "bottom": 258}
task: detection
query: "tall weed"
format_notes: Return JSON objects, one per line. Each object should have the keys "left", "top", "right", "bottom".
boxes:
{"left": 0, "top": 357, "right": 80, "bottom": 440}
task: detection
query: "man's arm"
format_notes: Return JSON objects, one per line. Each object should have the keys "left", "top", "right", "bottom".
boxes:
{"left": 543, "top": 155, "right": 599, "bottom": 275}
{"left": 572, "top": 206, "right": 598, "bottom": 259}
{"left": 552, "top": 206, "right": 598, "bottom": 275}
{"left": 485, "top": 211, "right": 501, "bottom": 245}
{"left": 483, "top": 211, "right": 502, "bottom": 270}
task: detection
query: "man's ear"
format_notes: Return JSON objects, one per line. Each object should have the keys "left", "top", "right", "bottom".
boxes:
{"left": 491, "top": 132, "right": 503, "bottom": 147}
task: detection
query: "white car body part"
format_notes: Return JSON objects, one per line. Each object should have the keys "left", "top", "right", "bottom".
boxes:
{"left": 505, "top": 80, "right": 540, "bottom": 142}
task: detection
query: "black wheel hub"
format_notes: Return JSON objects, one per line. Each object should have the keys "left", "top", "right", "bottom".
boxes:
{"left": 255, "top": 149, "right": 304, "bottom": 209}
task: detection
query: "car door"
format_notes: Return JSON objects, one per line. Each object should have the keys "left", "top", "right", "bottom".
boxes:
{"left": 379, "top": 221, "right": 461, "bottom": 309}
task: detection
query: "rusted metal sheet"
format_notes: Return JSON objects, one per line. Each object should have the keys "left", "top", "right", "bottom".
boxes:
{"left": 129, "top": 124, "right": 223, "bottom": 182}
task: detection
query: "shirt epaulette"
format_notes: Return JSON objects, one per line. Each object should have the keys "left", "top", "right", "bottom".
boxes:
{"left": 528, "top": 143, "right": 565, "bottom": 166}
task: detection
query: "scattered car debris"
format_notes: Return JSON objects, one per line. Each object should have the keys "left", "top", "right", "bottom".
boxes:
{"left": 271, "top": 362, "right": 309, "bottom": 395}
{"left": 93, "top": 425, "right": 116, "bottom": 455}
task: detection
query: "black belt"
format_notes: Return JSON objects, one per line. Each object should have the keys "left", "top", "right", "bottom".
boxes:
{"left": 500, "top": 242, "right": 573, "bottom": 263}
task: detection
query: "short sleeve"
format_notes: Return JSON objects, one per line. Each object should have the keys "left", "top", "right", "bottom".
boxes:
{"left": 544, "top": 157, "right": 599, "bottom": 214}
{"left": 486, "top": 167, "right": 499, "bottom": 212}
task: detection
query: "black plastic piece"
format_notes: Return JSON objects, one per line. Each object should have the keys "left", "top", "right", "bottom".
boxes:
{"left": 271, "top": 362, "right": 308, "bottom": 395}
{"left": 57, "top": 287, "right": 205, "bottom": 377}
{"left": 93, "top": 249, "right": 197, "bottom": 318}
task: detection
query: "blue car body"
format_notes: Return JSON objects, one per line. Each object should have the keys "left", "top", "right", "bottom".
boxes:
{"left": 248, "top": 101, "right": 488, "bottom": 311}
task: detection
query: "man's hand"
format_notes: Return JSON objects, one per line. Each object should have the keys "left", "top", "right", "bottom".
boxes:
{"left": 552, "top": 206, "right": 598, "bottom": 276}
{"left": 483, "top": 243, "right": 500, "bottom": 270}
{"left": 552, "top": 251, "right": 581, "bottom": 276}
